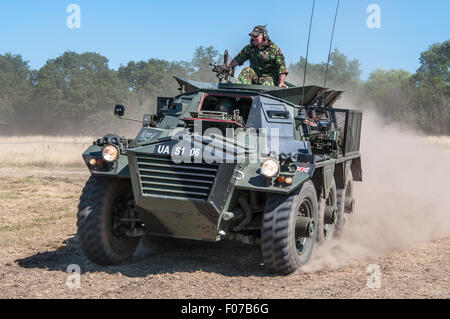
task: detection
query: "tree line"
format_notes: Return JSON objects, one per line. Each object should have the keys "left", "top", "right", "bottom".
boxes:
{"left": 0, "top": 41, "right": 448, "bottom": 136}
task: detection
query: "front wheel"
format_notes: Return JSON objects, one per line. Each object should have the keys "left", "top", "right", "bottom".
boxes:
{"left": 261, "top": 180, "right": 319, "bottom": 275}
{"left": 77, "top": 176, "right": 140, "bottom": 265}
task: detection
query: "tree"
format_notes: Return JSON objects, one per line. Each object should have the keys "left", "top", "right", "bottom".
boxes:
{"left": 118, "top": 59, "right": 192, "bottom": 103}
{"left": 117, "top": 46, "right": 222, "bottom": 117}
{"left": 30, "top": 51, "right": 126, "bottom": 134}
{"left": 364, "top": 69, "right": 415, "bottom": 124}
{"left": 0, "top": 53, "right": 31, "bottom": 131}
{"left": 412, "top": 40, "right": 449, "bottom": 94}
{"left": 118, "top": 59, "right": 192, "bottom": 120}
{"left": 324, "top": 49, "right": 362, "bottom": 88}
{"left": 363, "top": 41, "right": 450, "bottom": 135}
{"left": 411, "top": 40, "right": 450, "bottom": 134}
{"left": 190, "top": 46, "right": 222, "bottom": 83}
{"left": 288, "top": 48, "right": 362, "bottom": 90}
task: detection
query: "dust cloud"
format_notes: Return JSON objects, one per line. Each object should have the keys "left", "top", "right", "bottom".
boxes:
{"left": 302, "top": 108, "right": 450, "bottom": 272}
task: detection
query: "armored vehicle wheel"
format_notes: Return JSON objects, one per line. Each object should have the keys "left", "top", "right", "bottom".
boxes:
{"left": 336, "top": 171, "right": 354, "bottom": 235}
{"left": 77, "top": 176, "right": 140, "bottom": 265}
{"left": 317, "top": 178, "right": 338, "bottom": 243}
{"left": 262, "top": 180, "right": 319, "bottom": 274}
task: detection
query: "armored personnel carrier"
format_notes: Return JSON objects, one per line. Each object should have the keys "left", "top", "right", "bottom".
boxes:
{"left": 77, "top": 60, "right": 362, "bottom": 274}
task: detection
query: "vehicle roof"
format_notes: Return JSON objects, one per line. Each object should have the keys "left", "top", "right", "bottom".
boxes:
{"left": 174, "top": 76, "right": 343, "bottom": 107}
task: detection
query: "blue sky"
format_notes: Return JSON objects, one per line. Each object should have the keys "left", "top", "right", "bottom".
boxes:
{"left": 0, "top": 0, "right": 448, "bottom": 80}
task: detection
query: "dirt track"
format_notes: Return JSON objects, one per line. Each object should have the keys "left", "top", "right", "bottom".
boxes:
{"left": 0, "top": 168, "right": 448, "bottom": 299}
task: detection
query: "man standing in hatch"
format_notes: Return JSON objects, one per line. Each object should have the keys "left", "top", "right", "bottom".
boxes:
{"left": 228, "top": 25, "right": 289, "bottom": 87}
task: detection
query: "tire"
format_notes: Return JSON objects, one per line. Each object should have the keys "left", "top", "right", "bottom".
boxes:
{"left": 261, "top": 180, "right": 319, "bottom": 275}
{"left": 336, "top": 170, "right": 354, "bottom": 236}
{"left": 77, "top": 176, "right": 140, "bottom": 265}
{"left": 317, "top": 178, "right": 338, "bottom": 243}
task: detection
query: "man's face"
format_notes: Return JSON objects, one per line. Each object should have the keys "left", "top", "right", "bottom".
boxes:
{"left": 218, "top": 104, "right": 228, "bottom": 113}
{"left": 251, "top": 33, "right": 263, "bottom": 46}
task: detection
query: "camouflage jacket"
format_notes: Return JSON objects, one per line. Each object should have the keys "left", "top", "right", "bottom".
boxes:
{"left": 233, "top": 41, "right": 288, "bottom": 80}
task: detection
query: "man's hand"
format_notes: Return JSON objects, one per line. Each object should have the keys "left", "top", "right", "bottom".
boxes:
{"left": 227, "top": 60, "right": 238, "bottom": 75}
{"left": 278, "top": 73, "right": 288, "bottom": 88}
{"left": 227, "top": 66, "right": 233, "bottom": 75}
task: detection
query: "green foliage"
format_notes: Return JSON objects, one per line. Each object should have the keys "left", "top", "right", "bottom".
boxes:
{"left": 189, "top": 46, "right": 223, "bottom": 83}
{"left": 0, "top": 53, "right": 31, "bottom": 129}
{"left": 361, "top": 41, "right": 449, "bottom": 135}
{"left": 288, "top": 43, "right": 449, "bottom": 135}
{"left": 412, "top": 40, "right": 449, "bottom": 94}
{"left": 410, "top": 41, "right": 450, "bottom": 134}
{"left": 118, "top": 59, "right": 192, "bottom": 105}
{"left": 288, "top": 48, "right": 362, "bottom": 90}
{"left": 29, "top": 52, "right": 126, "bottom": 134}
{"left": 117, "top": 46, "right": 220, "bottom": 120}
{"left": 364, "top": 69, "right": 414, "bottom": 122}
{"left": 0, "top": 41, "right": 448, "bottom": 136}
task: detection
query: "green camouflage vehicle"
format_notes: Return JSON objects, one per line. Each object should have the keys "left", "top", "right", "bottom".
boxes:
{"left": 77, "top": 57, "right": 362, "bottom": 274}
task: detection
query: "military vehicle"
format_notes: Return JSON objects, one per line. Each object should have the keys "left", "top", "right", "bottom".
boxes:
{"left": 77, "top": 54, "right": 362, "bottom": 274}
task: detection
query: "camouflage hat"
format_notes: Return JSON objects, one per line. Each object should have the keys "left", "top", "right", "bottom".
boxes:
{"left": 249, "top": 25, "right": 267, "bottom": 37}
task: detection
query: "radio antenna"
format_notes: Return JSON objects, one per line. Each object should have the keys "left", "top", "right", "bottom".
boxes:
{"left": 323, "top": 0, "right": 340, "bottom": 88}
{"left": 301, "top": 0, "right": 316, "bottom": 106}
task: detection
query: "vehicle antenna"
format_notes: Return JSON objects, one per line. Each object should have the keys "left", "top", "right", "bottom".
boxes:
{"left": 323, "top": 0, "right": 340, "bottom": 88}
{"left": 301, "top": 0, "right": 316, "bottom": 106}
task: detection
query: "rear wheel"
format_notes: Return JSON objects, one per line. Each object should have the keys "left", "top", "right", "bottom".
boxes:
{"left": 336, "top": 171, "right": 354, "bottom": 235}
{"left": 317, "top": 178, "right": 338, "bottom": 243}
{"left": 77, "top": 176, "right": 140, "bottom": 265}
{"left": 261, "top": 180, "right": 319, "bottom": 274}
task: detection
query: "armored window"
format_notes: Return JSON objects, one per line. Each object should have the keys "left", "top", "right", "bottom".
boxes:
{"left": 199, "top": 94, "right": 253, "bottom": 123}
{"left": 260, "top": 101, "right": 295, "bottom": 138}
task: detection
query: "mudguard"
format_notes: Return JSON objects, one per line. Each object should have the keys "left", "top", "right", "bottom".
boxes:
{"left": 321, "top": 163, "right": 336, "bottom": 198}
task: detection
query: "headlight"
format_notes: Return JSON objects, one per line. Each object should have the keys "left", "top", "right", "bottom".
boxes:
{"left": 261, "top": 159, "right": 280, "bottom": 178}
{"left": 102, "top": 145, "right": 119, "bottom": 162}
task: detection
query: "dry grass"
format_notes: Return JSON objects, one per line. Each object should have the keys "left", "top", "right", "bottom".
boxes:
{"left": 0, "top": 136, "right": 94, "bottom": 167}
{"left": 425, "top": 136, "right": 450, "bottom": 158}
{"left": 426, "top": 136, "right": 450, "bottom": 147}
{"left": 0, "top": 175, "right": 84, "bottom": 253}
{"left": 0, "top": 176, "right": 82, "bottom": 229}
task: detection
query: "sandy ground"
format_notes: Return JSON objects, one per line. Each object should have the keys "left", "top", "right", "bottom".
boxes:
{"left": 0, "top": 168, "right": 448, "bottom": 299}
